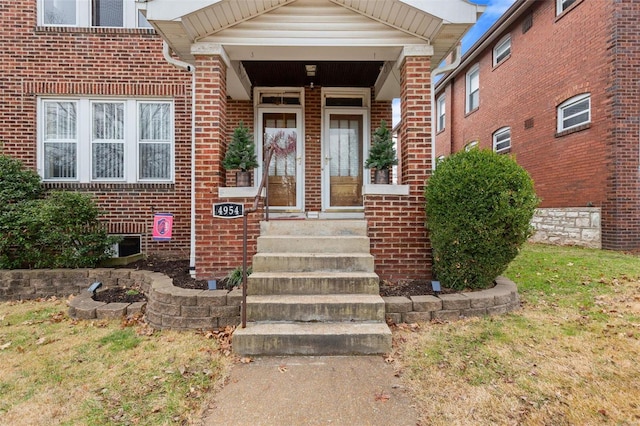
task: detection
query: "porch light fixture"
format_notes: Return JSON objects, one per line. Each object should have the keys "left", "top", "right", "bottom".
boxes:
{"left": 305, "top": 64, "right": 316, "bottom": 77}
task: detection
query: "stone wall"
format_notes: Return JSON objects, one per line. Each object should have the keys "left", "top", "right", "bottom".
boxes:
{"left": 0, "top": 269, "right": 241, "bottom": 330}
{"left": 530, "top": 207, "right": 601, "bottom": 248}
{"left": 383, "top": 276, "right": 519, "bottom": 323}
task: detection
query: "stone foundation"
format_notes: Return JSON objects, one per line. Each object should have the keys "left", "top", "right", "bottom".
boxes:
{"left": 530, "top": 207, "right": 601, "bottom": 248}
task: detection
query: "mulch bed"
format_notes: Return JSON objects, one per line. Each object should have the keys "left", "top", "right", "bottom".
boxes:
{"left": 95, "top": 256, "right": 455, "bottom": 303}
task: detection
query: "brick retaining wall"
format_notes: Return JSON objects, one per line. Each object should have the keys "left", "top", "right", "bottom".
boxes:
{"left": 1, "top": 270, "right": 520, "bottom": 328}
{"left": 383, "top": 276, "right": 520, "bottom": 323}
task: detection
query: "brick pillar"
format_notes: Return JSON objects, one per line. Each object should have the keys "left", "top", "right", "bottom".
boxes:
{"left": 194, "top": 55, "right": 228, "bottom": 278}
{"left": 364, "top": 52, "right": 432, "bottom": 282}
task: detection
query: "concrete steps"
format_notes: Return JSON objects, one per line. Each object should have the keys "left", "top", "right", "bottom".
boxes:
{"left": 233, "top": 219, "right": 391, "bottom": 356}
{"left": 233, "top": 322, "right": 392, "bottom": 356}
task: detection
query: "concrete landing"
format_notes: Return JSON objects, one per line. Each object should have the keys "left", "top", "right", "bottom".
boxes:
{"left": 201, "top": 356, "right": 419, "bottom": 426}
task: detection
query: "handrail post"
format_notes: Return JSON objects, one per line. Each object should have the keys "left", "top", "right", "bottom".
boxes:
{"left": 240, "top": 145, "right": 274, "bottom": 329}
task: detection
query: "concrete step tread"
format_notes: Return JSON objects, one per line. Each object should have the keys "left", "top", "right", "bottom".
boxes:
{"left": 249, "top": 271, "right": 379, "bottom": 279}
{"left": 247, "top": 294, "right": 385, "bottom": 304}
{"left": 254, "top": 252, "right": 374, "bottom": 258}
{"left": 260, "top": 220, "right": 368, "bottom": 236}
{"left": 234, "top": 322, "right": 391, "bottom": 336}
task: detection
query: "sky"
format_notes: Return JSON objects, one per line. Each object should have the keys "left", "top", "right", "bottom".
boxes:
{"left": 392, "top": 0, "right": 517, "bottom": 126}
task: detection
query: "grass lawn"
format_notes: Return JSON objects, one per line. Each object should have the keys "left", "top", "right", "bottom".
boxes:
{"left": 394, "top": 243, "right": 640, "bottom": 425}
{"left": 1, "top": 243, "right": 639, "bottom": 425}
{"left": 0, "top": 301, "right": 233, "bottom": 425}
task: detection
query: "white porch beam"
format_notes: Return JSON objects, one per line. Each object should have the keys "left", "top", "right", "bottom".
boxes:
{"left": 396, "top": 44, "right": 434, "bottom": 69}
{"left": 191, "top": 42, "right": 231, "bottom": 67}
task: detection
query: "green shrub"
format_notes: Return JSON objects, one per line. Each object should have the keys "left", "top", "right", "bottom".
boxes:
{"left": 425, "top": 149, "right": 539, "bottom": 290}
{"left": 0, "top": 155, "right": 118, "bottom": 269}
{"left": 0, "top": 155, "right": 43, "bottom": 204}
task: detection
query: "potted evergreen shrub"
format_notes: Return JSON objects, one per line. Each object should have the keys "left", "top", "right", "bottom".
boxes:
{"left": 365, "top": 120, "right": 397, "bottom": 184}
{"left": 222, "top": 122, "right": 258, "bottom": 187}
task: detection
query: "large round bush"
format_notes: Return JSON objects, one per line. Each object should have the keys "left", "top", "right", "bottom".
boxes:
{"left": 425, "top": 149, "right": 539, "bottom": 290}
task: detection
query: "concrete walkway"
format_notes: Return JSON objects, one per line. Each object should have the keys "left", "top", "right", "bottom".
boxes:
{"left": 201, "top": 356, "right": 419, "bottom": 425}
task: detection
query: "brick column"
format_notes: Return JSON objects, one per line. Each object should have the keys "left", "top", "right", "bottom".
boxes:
{"left": 364, "top": 48, "right": 433, "bottom": 282}
{"left": 194, "top": 54, "right": 228, "bottom": 278}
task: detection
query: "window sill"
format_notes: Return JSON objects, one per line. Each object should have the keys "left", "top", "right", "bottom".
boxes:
{"left": 555, "top": 0, "right": 584, "bottom": 22}
{"left": 35, "top": 26, "right": 156, "bottom": 35}
{"left": 492, "top": 54, "right": 511, "bottom": 70}
{"left": 218, "top": 187, "right": 264, "bottom": 199}
{"left": 465, "top": 107, "right": 479, "bottom": 118}
{"left": 42, "top": 182, "right": 174, "bottom": 190}
{"left": 555, "top": 123, "right": 591, "bottom": 138}
{"left": 363, "top": 184, "right": 410, "bottom": 196}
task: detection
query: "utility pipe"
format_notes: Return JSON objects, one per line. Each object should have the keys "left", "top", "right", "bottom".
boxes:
{"left": 162, "top": 42, "right": 198, "bottom": 277}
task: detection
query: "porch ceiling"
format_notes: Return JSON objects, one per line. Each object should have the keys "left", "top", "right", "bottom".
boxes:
{"left": 143, "top": 0, "right": 483, "bottom": 99}
{"left": 242, "top": 61, "right": 383, "bottom": 87}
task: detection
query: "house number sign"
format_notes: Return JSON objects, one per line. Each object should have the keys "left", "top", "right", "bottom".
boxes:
{"left": 213, "top": 202, "right": 244, "bottom": 218}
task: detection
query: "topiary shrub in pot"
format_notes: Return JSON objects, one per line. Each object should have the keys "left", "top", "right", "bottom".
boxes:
{"left": 424, "top": 149, "right": 539, "bottom": 291}
{"left": 222, "top": 121, "right": 258, "bottom": 187}
{"left": 365, "top": 120, "right": 397, "bottom": 184}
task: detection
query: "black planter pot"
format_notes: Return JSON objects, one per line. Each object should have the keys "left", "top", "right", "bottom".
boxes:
{"left": 374, "top": 169, "right": 390, "bottom": 184}
{"left": 236, "top": 171, "right": 252, "bottom": 187}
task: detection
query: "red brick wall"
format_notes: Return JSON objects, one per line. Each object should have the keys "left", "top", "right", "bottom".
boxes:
{"left": 435, "top": 0, "right": 639, "bottom": 249}
{"left": 366, "top": 55, "right": 432, "bottom": 282}
{"left": 603, "top": 0, "right": 640, "bottom": 250}
{"left": 0, "top": 0, "right": 193, "bottom": 257}
{"left": 438, "top": 0, "right": 610, "bottom": 208}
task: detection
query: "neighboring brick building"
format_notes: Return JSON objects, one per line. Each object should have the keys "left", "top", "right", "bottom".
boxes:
{"left": 1, "top": 0, "right": 482, "bottom": 280}
{"left": 435, "top": 0, "right": 640, "bottom": 250}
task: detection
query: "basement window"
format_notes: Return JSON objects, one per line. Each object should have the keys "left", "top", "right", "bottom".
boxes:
{"left": 111, "top": 235, "right": 142, "bottom": 258}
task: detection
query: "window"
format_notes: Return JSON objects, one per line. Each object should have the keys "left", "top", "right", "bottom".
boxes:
{"left": 40, "top": 0, "right": 147, "bottom": 28}
{"left": 436, "top": 95, "right": 445, "bottom": 132}
{"left": 465, "top": 141, "right": 478, "bottom": 151}
{"left": 493, "top": 35, "right": 511, "bottom": 66}
{"left": 557, "top": 94, "right": 590, "bottom": 132}
{"left": 557, "top": 0, "right": 577, "bottom": 15}
{"left": 466, "top": 64, "right": 480, "bottom": 113}
{"left": 493, "top": 127, "right": 511, "bottom": 153}
{"left": 40, "top": 98, "right": 173, "bottom": 183}
{"left": 435, "top": 155, "right": 445, "bottom": 168}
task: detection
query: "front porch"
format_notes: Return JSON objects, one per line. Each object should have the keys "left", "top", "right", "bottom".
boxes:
{"left": 142, "top": 0, "right": 483, "bottom": 281}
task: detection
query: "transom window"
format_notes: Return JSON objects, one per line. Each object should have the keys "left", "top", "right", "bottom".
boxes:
{"left": 557, "top": 94, "right": 590, "bottom": 132}
{"left": 493, "top": 127, "right": 511, "bottom": 153}
{"left": 40, "top": 98, "right": 173, "bottom": 183}
{"left": 493, "top": 35, "right": 511, "bottom": 66}
{"left": 466, "top": 64, "right": 480, "bottom": 113}
{"left": 40, "top": 0, "right": 148, "bottom": 28}
{"left": 436, "top": 95, "right": 445, "bottom": 132}
{"left": 557, "top": 0, "right": 577, "bottom": 15}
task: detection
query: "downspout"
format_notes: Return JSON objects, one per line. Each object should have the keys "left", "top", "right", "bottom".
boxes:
{"left": 430, "top": 43, "right": 462, "bottom": 171}
{"left": 162, "top": 41, "right": 198, "bottom": 277}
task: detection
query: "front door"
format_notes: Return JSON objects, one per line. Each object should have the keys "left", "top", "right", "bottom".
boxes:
{"left": 322, "top": 110, "right": 366, "bottom": 210}
{"left": 259, "top": 109, "right": 303, "bottom": 211}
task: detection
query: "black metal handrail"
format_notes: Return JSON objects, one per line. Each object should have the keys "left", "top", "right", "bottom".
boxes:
{"left": 241, "top": 145, "right": 274, "bottom": 328}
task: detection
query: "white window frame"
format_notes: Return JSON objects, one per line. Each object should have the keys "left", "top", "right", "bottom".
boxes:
{"left": 493, "top": 35, "right": 511, "bottom": 66}
{"left": 39, "top": 0, "right": 146, "bottom": 28}
{"left": 436, "top": 95, "right": 445, "bottom": 132}
{"left": 557, "top": 0, "right": 577, "bottom": 15}
{"left": 465, "top": 141, "right": 478, "bottom": 151}
{"left": 38, "top": 97, "right": 174, "bottom": 183}
{"left": 466, "top": 64, "right": 480, "bottom": 113}
{"left": 557, "top": 93, "right": 591, "bottom": 133}
{"left": 493, "top": 127, "right": 511, "bottom": 153}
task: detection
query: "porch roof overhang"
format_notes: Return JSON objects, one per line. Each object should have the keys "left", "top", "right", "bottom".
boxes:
{"left": 143, "top": 0, "right": 484, "bottom": 100}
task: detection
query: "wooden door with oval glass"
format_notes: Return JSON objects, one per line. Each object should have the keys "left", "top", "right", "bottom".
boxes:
{"left": 324, "top": 113, "right": 364, "bottom": 209}
{"left": 262, "top": 111, "right": 302, "bottom": 210}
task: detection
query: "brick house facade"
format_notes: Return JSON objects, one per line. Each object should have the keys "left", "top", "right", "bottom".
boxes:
{"left": 1, "top": 0, "right": 482, "bottom": 281}
{"left": 435, "top": 0, "right": 640, "bottom": 251}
